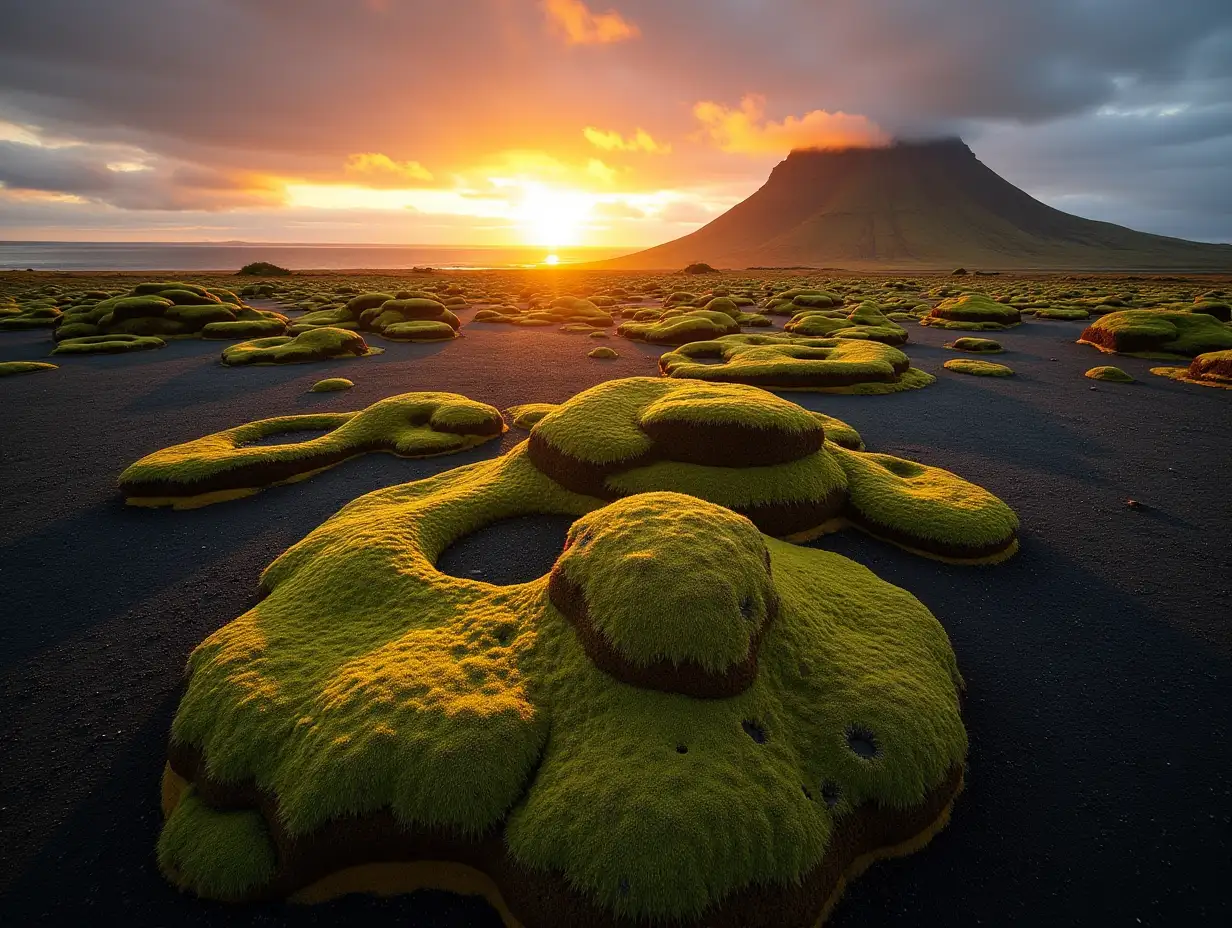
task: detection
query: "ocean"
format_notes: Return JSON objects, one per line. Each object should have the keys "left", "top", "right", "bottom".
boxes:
{"left": 0, "top": 242, "right": 633, "bottom": 271}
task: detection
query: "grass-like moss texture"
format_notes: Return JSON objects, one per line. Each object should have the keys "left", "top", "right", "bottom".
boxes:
{"left": 119, "top": 392, "right": 506, "bottom": 507}
{"left": 310, "top": 377, "right": 355, "bottom": 392}
{"left": 1077, "top": 309, "right": 1232, "bottom": 358}
{"left": 944, "top": 337, "right": 1003, "bottom": 353}
{"left": 360, "top": 298, "right": 460, "bottom": 341}
{"left": 1084, "top": 366, "right": 1134, "bottom": 384}
{"left": 508, "top": 403, "right": 560, "bottom": 429}
{"left": 588, "top": 346, "right": 619, "bottom": 359}
{"left": 0, "top": 360, "right": 57, "bottom": 376}
{"left": 922, "top": 294, "right": 1021, "bottom": 330}
{"left": 943, "top": 359, "right": 1014, "bottom": 377}
{"left": 783, "top": 302, "right": 908, "bottom": 345}
{"left": 221, "top": 327, "right": 382, "bottom": 366}
{"left": 618, "top": 309, "right": 740, "bottom": 345}
{"left": 659, "top": 334, "right": 933, "bottom": 394}
{"left": 1150, "top": 349, "right": 1232, "bottom": 390}
{"left": 52, "top": 333, "right": 166, "bottom": 355}
{"left": 161, "top": 469, "right": 966, "bottom": 920}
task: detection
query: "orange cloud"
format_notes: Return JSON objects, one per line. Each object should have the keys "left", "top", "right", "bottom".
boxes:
{"left": 343, "top": 152, "right": 433, "bottom": 186}
{"left": 583, "top": 126, "right": 671, "bottom": 154}
{"left": 542, "top": 0, "right": 639, "bottom": 45}
{"left": 693, "top": 94, "right": 888, "bottom": 154}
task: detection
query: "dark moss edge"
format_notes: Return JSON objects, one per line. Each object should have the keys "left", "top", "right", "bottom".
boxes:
{"left": 1189, "top": 353, "right": 1232, "bottom": 382}
{"left": 658, "top": 356, "right": 910, "bottom": 389}
{"left": 166, "top": 740, "right": 963, "bottom": 927}
{"left": 546, "top": 567, "right": 775, "bottom": 698}
{"left": 1076, "top": 322, "right": 1219, "bottom": 358}
{"left": 617, "top": 323, "right": 737, "bottom": 346}
{"left": 843, "top": 503, "right": 1018, "bottom": 561}
{"left": 526, "top": 433, "right": 848, "bottom": 536}
{"left": 221, "top": 341, "right": 372, "bottom": 365}
{"left": 122, "top": 419, "right": 504, "bottom": 499}
{"left": 637, "top": 417, "right": 825, "bottom": 467}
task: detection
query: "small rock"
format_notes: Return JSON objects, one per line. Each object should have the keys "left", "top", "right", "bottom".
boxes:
{"left": 1126, "top": 499, "right": 1142, "bottom": 510}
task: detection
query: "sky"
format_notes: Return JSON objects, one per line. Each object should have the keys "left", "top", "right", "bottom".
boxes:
{"left": 0, "top": 0, "right": 1230, "bottom": 248}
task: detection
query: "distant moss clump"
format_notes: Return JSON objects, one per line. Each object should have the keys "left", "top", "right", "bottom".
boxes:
{"left": 120, "top": 392, "right": 506, "bottom": 508}
{"left": 1078, "top": 309, "right": 1232, "bottom": 359}
{"left": 922, "top": 294, "right": 1021, "bottom": 330}
{"left": 53, "top": 333, "right": 166, "bottom": 355}
{"left": 0, "top": 360, "right": 57, "bottom": 377}
{"left": 474, "top": 296, "right": 613, "bottom": 329}
{"left": 618, "top": 309, "right": 740, "bottom": 345}
{"left": 0, "top": 303, "right": 62, "bottom": 329}
{"left": 660, "top": 334, "right": 933, "bottom": 394}
{"left": 945, "top": 337, "right": 1003, "bottom": 352}
{"left": 1150, "top": 349, "right": 1232, "bottom": 390}
{"left": 1084, "top": 366, "right": 1134, "bottom": 384}
{"left": 221, "top": 327, "right": 382, "bottom": 366}
{"left": 784, "top": 302, "right": 908, "bottom": 345}
{"left": 359, "top": 298, "right": 460, "bottom": 342}
{"left": 310, "top": 378, "right": 355, "bottom": 393}
{"left": 1032, "top": 307, "right": 1090, "bottom": 321}
{"left": 236, "top": 262, "right": 292, "bottom": 277}
{"left": 682, "top": 262, "right": 718, "bottom": 273}
{"left": 943, "top": 359, "right": 1014, "bottom": 377}
{"left": 588, "top": 346, "right": 619, "bottom": 359}
{"left": 508, "top": 403, "right": 560, "bottom": 429}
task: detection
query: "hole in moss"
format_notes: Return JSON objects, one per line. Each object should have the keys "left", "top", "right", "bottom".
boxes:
{"left": 676, "top": 744, "right": 688, "bottom": 754}
{"left": 740, "top": 596, "right": 756, "bottom": 622}
{"left": 802, "top": 785, "right": 814, "bottom": 800}
{"left": 618, "top": 877, "right": 630, "bottom": 895}
{"left": 846, "top": 727, "right": 879, "bottom": 759}
{"left": 821, "top": 781, "right": 842, "bottom": 808}
{"left": 238, "top": 427, "right": 334, "bottom": 447}
{"left": 742, "top": 720, "right": 767, "bottom": 744}
{"left": 437, "top": 515, "right": 575, "bottom": 586}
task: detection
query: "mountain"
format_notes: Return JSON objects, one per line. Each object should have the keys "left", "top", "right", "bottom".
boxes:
{"left": 598, "top": 139, "right": 1232, "bottom": 271}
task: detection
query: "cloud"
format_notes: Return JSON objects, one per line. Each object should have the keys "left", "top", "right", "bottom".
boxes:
{"left": 693, "top": 95, "right": 889, "bottom": 155}
{"left": 584, "top": 126, "right": 671, "bottom": 153}
{"left": 343, "top": 152, "right": 433, "bottom": 186}
{"left": 542, "top": 0, "right": 639, "bottom": 45}
{"left": 591, "top": 199, "right": 646, "bottom": 219}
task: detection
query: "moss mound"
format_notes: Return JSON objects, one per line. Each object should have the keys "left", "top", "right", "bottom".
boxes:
{"left": 618, "top": 309, "right": 740, "bottom": 345}
{"left": 49, "top": 283, "right": 287, "bottom": 341}
{"left": 943, "top": 359, "right": 1014, "bottom": 377}
{"left": 1084, "top": 366, "right": 1134, "bottom": 384}
{"left": 52, "top": 333, "right": 166, "bottom": 355}
{"left": 0, "top": 360, "right": 57, "bottom": 377}
{"left": 1078, "top": 309, "right": 1232, "bottom": 358}
{"left": 588, "top": 346, "right": 619, "bottom": 359}
{"left": 360, "top": 298, "right": 460, "bottom": 341}
{"left": 1032, "top": 307, "right": 1090, "bottom": 321}
{"left": 201, "top": 319, "right": 288, "bottom": 340}
{"left": 474, "top": 297, "right": 613, "bottom": 329}
{"left": 526, "top": 378, "right": 1017, "bottom": 559}
{"left": 0, "top": 303, "right": 62, "bottom": 329}
{"left": 508, "top": 403, "right": 559, "bottom": 429}
{"left": 784, "top": 302, "right": 909, "bottom": 345}
{"left": 921, "top": 294, "right": 1021, "bottom": 330}
{"left": 310, "top": 378, "right": 355, "bottom": 393}
{"left": 119, "top": 392, "right": 506, "bottom": 508}
{"left": 236, "top": 262, "right": 292, "bottom": 276}
{"left": 1150, "top": 349, "right": 1232, "bottom": 390}
{"left": 159, "top": 471, "right": 966, "bottom": 922}
{"left": 221, "top": 327, "right": 382, "bottom": 366}
{"left": 659, "top": 334, "right": 933, "bottom": 394}
{"left": 944, "top": 337, "right": 1003, "bottom": 353}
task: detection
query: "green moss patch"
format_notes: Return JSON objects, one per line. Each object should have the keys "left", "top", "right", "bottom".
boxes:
{"left": 588, "top": 346, "right": 619, "bottom": 359}
{"left": 361, "top": 298, "right": 460, "bottom": 341}
{"left": 310, "top": 378, "right": 355, "bottom": 393}
{"left": 1150, "top": 349, "right": 1232, "bottom": 390}
{"left": 53, "top": 334, "right": 166, "bottom": 355}
{"left": 221, "top": 327, "right": 382, "bottom": 366}
{"left": 943, "top": 358, "right": 1014, "bottom": 377}
{"left": 618, "top": 309, "right": 740, "bottom": 345}
{"left": 119, "top": 392, "right": 505, "bottom": 507}
{"left": 0, "top": 360, "right": 57, "bottom": 377}
{"left": 508, "top": 403, "right": 559, "bottom": 429}
{"left": 944, "top": 337, "right": 1003, "bottom": 353}
{"left": 659, "top": 334, "right": 932, "bottom": 394}
{"left": 922, "top": 294, "right": 1021, "bottom": 330}
{"left": 1084, "top": 366, "right": 1134, "bottom": 384}
{"left": 1078, "top": 309, "right": 1232, "bottom": 358}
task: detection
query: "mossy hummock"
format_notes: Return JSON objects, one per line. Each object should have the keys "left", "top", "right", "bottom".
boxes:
{"left": 310, "top": 377, "right": 355, "bottom": 392}
{"left": 659, "top": 334, "right": 933, "bottom": 394}
{"left": 221, "top": 327, "right": 383, "bottom": 366}
{"left": 119, "top": 392, "right": 506, "bottom": 507}
{"left": 526, "top": 378, "right": 1018, "bottom": 559}
{"left": 51, "top": 283, "right": 289, "bottom": 341}
{"left": 783, "top": 303, "right": 909, "bottom": 346}
{"left": 360, "top": 298, "right": 461, "bottom": 342}
{"left": 0, "top": 360, "right": 58, "bottom": 377}
{"left": 52, "top": 333, "right": 166, "bottom": 355}
{"left": 1084, "top": 366, "right": 1134, "bottom": 384}
{"left": 944, "top": 337, "right": 1003, "bottom": 353}
{"left": 1078, "top": 309, "right": 1232, "bottom": 359}
{"left": 921, "top": 295, "right": 1022, "bottom": 331}
{"left": 942, "top": 359, "right": 1014, "bottom": 377}
{"left": 507, "top": 403, "right": 560, "bottom": 429}
{"left": 159, "top": 478, "right": 967, "bottom": 926}
{"left": 618, "top": 309, "right": 741, "bottom": 345}
{"left": 1150, "top": 349, "right": 1232, "bottom": 390}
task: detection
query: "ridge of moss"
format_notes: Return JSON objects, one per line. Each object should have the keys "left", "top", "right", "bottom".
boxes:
{"left": 221, "top": 327, "right": 382, "bottom": 365}
{"left": 943, "top": 358, "right": 1014, "bottom": 377}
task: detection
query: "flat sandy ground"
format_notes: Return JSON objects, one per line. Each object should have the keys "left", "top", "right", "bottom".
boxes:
{"left": 1, "top": 306, "right": 1229, "bottom": 926}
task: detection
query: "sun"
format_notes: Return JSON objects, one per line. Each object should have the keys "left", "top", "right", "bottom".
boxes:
{"left": 543, "top": 254, "right": 561, "bottom": 266}
{"left": 516, "top": 183, "right": 589, "bottom": 247}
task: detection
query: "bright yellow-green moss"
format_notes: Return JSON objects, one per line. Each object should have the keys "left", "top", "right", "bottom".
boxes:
{"left": 52, "top": 333, "right": 166, "bottom": 355}
{"left": 1032, "top": 307, "right": 1090, "bottom": 320}
{"left": 659, "top": 334, "right": 931, "bottom": 393}
{"left": 0, "top": 360, "right": 58, "bottom": 376}
{"left": 221, "top": 327, "right": 382, "bottom": 366}
{"left": 1150, "top": 349, "right": 1232, "bottom": 389}
{"left": 944, "top": 337, "right": 1003, "bottom": 353}
{"left": 588, "top": 346, "right": 619, "bottom": 359}
{"left": 310, "top": 377, "right": 355, "bottom": 392}
{"left": 1084, "top": 366, "right": 1134, "bottom": 384}
{"left": 201, "top": 319, "right": 287, "bottom": 339}
{"left": 831, "top": 446, "right": 1019, "bottom": 555}
{"left": 163, "top": 466, "right": 965, "bottom": 917}
{"left": 922, "top": 294, "right": 1021, "bottom": 330}
{"left": 119, "top": 392, "right": 505, "bottom": 506}
{"left": 1078, "top": 309, "right": 1232, "bottom": 358}
{"left": 943, "top": 358, "right": 1014, "bottom": 377}
{"left": 508, "top": 403, "right": 560, "bottom": 429}
{"left": 618, "top": 309, "right": 740, "bottom": 345}
{"left": 157, "top": 787, "right": 276, "bottom": 899}
{"left": 811, "top": 413, "right": 863, "bottom": 450}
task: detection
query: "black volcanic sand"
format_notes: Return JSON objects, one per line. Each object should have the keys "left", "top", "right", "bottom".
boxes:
{"left": 1, "top": 308, "right": 1230, "bottom": 927}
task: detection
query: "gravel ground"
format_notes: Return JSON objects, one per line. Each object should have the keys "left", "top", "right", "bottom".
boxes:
{"left": 1, "top": 308, "right": 1229, "bottom": 927}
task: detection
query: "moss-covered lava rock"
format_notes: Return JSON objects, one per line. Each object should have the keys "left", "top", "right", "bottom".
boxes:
{"left": 587, "top": 346, "right": 619, "bottom": 359}
{"left": 0, "top": 360, "right": 58, "bottom": 377}
{"left": 52, "top": 333, "right": 166, "bottom": 355}
{"left": 942, "top": 359, "right": 1014, "bottom": 377}
{"left": 1150, "top": 349, "right": 1232, "bottom": 390}
{"left": 310, "top": 377, "right": 355, "bottom": 393}
{"left": 944, "top": 337, "right": 1003, "bottom": 353}
{"left": 618, "top": 309, "right": 740, "bottom": 345}
{"left": 119, "top": 392, "right": 506, "bottom": 508}
{"left": 1084, "top": 366, "right": 1134, "bottom": 384}
{"left": 1078, "top": 309, "right": 1232, "bottom": 359}
{"left": 158, "top": 477, "right": 967, "bottom": 925}
{"left": 360, "top": 298, "right": 460, "bottom": 341}
{"left": 659, "top": 334, "right": 933, "bottom": 394}
{"left": 220, "top": 327, "right": 382, "bottom": 366}
{"left": 921, "top": 294, "right": 1022, "bottom": 330}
